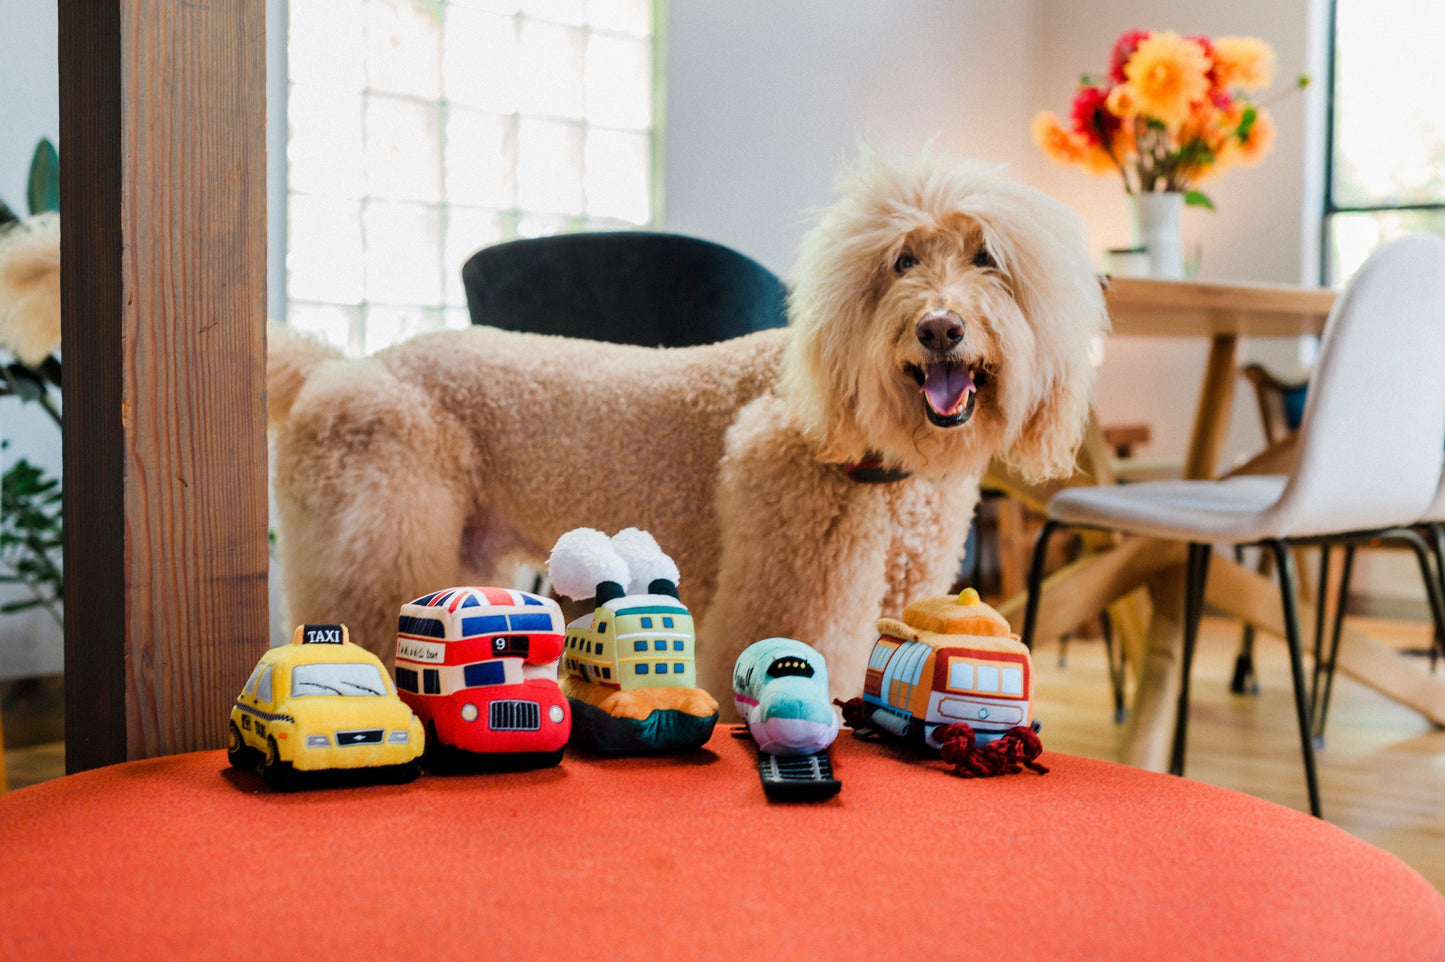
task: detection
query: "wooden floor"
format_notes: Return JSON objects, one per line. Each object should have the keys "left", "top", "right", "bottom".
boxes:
{"left": 6, "top": 613, "right": 1445, "bottom": 890}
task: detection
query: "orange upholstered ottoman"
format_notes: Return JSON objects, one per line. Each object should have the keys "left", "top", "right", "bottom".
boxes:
{"left": 1, "top": 728, "right": 1441, "bottom": 960}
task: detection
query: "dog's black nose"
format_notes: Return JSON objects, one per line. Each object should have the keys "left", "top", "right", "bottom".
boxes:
{"left": 916, "top": 313, "right": 964, "bottom": 353}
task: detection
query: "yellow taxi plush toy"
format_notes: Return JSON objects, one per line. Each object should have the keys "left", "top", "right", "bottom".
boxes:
{"left": 229, "top": 624, "right": 425, "bottom": 789}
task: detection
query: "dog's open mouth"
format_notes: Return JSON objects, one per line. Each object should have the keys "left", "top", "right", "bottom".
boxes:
{"left": 906, "top": 360, "right": 982, "bottom": 427}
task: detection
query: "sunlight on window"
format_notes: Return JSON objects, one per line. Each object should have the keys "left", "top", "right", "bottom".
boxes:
{"left": 1326, "top": 0, "right": 1445, "bottom": 283}
{"left": 286, "top": 0, "right": 657, "bottom": 355}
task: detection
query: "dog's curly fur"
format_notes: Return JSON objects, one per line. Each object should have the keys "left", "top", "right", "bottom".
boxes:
{"left": 268, "top": 153, "right": 1107, "bottom": 712}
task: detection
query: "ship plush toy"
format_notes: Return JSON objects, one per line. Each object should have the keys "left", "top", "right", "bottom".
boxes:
{"left": 838, "top": 588, "right": 1047, "bottom": 777}
{"left": 547, "top": 527, "right": 719, "bottom": 755}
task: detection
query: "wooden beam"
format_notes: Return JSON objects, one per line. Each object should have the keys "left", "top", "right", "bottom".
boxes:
{"left": 59, "top": 1, "right": 268, "bottom": 769}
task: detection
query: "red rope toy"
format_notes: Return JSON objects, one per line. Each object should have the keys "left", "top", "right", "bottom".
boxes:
{"left": 837, "top": 698, "right": 1048, "bottom": 778}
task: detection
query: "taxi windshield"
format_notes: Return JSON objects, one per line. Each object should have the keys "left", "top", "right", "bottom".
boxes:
{"left": 291, "top": 662, "right": 389, "bottom": 697}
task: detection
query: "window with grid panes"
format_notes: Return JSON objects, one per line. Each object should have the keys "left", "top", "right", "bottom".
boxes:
{"left": 1322, "top": 0, "right": 1445, "bottom": 284}
{"left": 285, "top": 0, "right": 658, "bottom": 355}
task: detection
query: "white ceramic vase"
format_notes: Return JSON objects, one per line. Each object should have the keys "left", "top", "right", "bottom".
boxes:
{"left": 1129, "top": 191, "right": 1185, "bottom": 280}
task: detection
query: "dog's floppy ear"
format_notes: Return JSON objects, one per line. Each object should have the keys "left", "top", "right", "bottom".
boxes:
{"left": 980, "top": 186, "right": 1109, "bottom": 484}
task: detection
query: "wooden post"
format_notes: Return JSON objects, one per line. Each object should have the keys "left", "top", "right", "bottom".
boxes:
{"left": 59, "top": 2, "right": 268, "bottom": 769}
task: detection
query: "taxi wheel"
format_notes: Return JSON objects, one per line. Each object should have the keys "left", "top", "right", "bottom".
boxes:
{"left": 227, "top": 722, "right": 259, "bottom": 770}
{"left": 384, "top": 760, "right": 421, "bottom": 784}
{"left": 262, "top": 737, "right": 298, "bottom": 792}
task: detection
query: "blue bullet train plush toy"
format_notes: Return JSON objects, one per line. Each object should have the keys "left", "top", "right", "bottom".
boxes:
{"left": 733, "top": 637, "right": 841, "bottom": 799}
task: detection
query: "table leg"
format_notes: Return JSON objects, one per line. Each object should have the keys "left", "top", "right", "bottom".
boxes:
{"left": 1183, "top": 334, "right": 1239, "bottom": 481}
{"left": 1122, "top": 564, "right": 1187, "bottom": 771}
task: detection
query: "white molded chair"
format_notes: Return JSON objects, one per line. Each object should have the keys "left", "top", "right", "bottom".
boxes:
{"left": 1022, "top": 234, "right": 1445, "bottom": 818}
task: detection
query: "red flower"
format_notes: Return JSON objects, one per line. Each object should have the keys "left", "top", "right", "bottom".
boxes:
{"left": 1070, "top": 85, "right": 1118, "bottom": 146}
{"left": 1108, "top": 28, "right": 1150, "bottom": 84}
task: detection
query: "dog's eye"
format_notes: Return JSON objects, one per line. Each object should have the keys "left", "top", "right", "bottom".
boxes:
{"left": 893, "top": 251, "right": 918, "bottom": 274}
{"left": 972, "top": 246, "right": 995, "bottom": 270}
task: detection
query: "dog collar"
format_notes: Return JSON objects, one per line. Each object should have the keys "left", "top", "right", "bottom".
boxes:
{"left": 844, "top": 451, "right": 913, "bottom": 484}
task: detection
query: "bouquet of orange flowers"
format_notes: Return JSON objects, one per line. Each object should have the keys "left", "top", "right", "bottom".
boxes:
{"left": 1033, "top": 28, "right": 1306, "bottom": 208}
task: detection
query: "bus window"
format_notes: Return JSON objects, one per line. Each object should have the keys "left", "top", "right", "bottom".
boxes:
{"left": 948, "top": 661, "right": 974, "bottom": 691}
{"left": 977, "top": 665, "right": 1000, "bottom": 693}
{"left": 464, "top": 661, "right": 507, "bottom": 688}
{"left": 1002, "top": 667, "right": 1024, "bottom": 696}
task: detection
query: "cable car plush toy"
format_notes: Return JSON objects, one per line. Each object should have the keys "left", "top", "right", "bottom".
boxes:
{"left": 838, "top": 588, "right": 1047, "bottom": 778}
{"left": 547, "top": 527, "right": 719, "bottom": 755}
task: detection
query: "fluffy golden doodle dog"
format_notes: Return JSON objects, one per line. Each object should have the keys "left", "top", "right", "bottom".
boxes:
{"left": 268, "top": 153, "right": 1107, "bottom": 711}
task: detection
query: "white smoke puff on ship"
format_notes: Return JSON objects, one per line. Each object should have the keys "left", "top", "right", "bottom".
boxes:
{"left": 611, "top": 527, "right": 681, "bottom": 596}
{"left": 547, "top": 527, "right": 680, "bottom": 603}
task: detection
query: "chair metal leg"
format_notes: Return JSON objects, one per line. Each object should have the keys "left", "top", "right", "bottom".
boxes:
{"left": 1314, "top": 543, "right": 1355, "bottom": 742}
{"left": 1098, "top": 608, "right": 1127, "bottom": 723}
{"left": 1169, "top": 542, "right": 1212, "bottom": 778}
{"left": 1231, "top": 544, "right": 1264, "bottom": 695}
{"left": 1266, "top": 539, "right": 1322, "bottom": 818}
{"left": 1424, "top": 522, "right": 1445, "bottom": 669}
{"left": 1401, "top": 526, "right": 1445, "bottom": 669}
{"left": 1021, "top": 519, "right": 1061, "bottom": 651}
{"left": 1309, "top": 544, "right": 1333, "bottom": 727}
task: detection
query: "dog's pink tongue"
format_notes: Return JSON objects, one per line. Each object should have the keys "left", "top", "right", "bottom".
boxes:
{"left": 921, "top": 363, "right": 976, "bottom": 416}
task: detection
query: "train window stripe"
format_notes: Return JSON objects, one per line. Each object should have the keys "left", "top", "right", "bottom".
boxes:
{"left": 611, "top": 605, "right": 687, "bottom": 616}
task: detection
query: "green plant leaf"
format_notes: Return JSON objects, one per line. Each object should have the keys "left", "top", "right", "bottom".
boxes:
{"left": 1184, "top": 190, "right": 1215, "bottom": 210}
{"left": 27, "top": 138, "right": 60, "bottom": 215}
{"left": 1236, "top": 106, "right": 1258, "bottom": 143}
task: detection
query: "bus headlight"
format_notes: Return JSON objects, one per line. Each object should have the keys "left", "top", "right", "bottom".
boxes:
{"left": 460, "top": 703, "right": 479, "bottom": 722}
{"left": 548, "top": 705, "right": 565, "bottom": 724}
{"left": 387, "top": 730, "right": 410, "bottom": 743}
{"left": 305, "top": 735, "right": 330, "bottom": 748}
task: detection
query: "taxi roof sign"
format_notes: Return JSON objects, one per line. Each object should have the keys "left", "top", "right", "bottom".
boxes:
{"left": 293, "top": 623, "right": 349, "bottom": 646}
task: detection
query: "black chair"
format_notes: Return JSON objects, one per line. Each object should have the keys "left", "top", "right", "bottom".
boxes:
{"left": 460, "top": 231, "right": 788, "bottom": 346}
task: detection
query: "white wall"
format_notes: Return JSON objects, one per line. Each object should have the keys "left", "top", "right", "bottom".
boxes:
{"left": 0, "top": 0, "right": 64, "bottom": 679}
{"left": 663, "top": 0, "right": 1042, "bottom": 278}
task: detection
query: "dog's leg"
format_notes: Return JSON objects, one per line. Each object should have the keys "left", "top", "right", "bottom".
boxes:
{"left": 704, "top": 395, "right": 895, "bottom": 713}
{"left": 271, "top": 359, "right": 472, "bottom": 665}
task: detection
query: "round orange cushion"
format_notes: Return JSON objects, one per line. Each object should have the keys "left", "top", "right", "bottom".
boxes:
{"left": 1, "top": 729, "right": 1440, "bottom": 960}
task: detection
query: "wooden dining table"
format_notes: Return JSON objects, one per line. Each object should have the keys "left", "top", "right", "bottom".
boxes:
{"left": 987, "top": 276, "right": 1445, "bottom": 771}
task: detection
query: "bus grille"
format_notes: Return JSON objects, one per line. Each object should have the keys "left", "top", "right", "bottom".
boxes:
{"left": 490, "top": 700, "right": 540, "bottom": 731}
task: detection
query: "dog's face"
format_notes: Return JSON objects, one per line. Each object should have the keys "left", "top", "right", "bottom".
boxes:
{"left": 783, "top": 154, "right": 1108, "bottom": 483}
